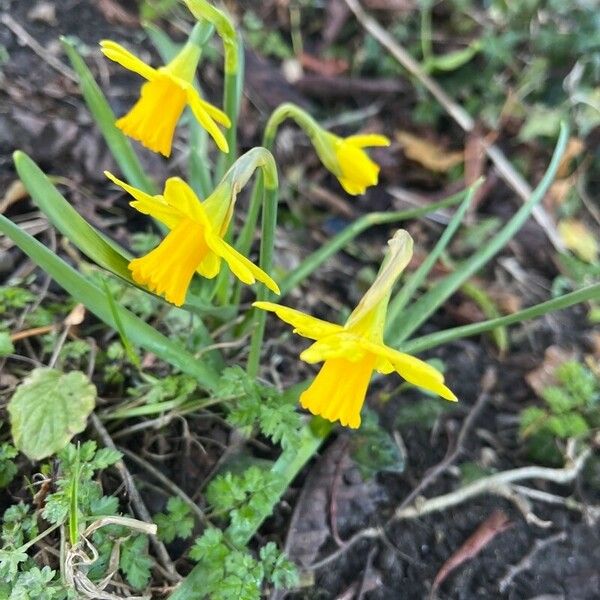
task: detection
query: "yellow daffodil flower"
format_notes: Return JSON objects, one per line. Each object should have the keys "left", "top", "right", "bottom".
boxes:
{"left": 254, "top": 230, "right": 456, "bottom": 428}
{"left": 105, "top": 171, "right": 279, "bottom": 306}
{"left": 264, "top": 103, "right": 390, "bottom": 196}
{"left": 100, "top": 38, "right": 230, "bottom": 157}
{"left": 312, "top": 131, "right": 391, "bottom": 195}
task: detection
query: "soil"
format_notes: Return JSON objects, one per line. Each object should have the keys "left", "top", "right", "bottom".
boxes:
{"left": 1, "top": 1, "right": 599, "bottom": 599}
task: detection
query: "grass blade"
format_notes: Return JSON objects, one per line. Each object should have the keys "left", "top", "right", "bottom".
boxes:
{"left": 386, "top": 182, "right": 478, "bottom": 330}
{"left": 388, "top": 122, "right": 569, "bottom": 347}
{"left": 0, "top": 213, "right": 220, "bottom": 391}
{"left": 61, "top": 36, "right": 156, "bottom": 194}
{"left": 402, "top": 282, "right": 600, "bottom": 354}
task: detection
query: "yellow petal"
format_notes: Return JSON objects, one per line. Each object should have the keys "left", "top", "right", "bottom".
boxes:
{"left": 300, "top": 356, "right": 376, "bottom": 429}
{"left": 163, "top": 177, "right": 207, "bottom": 225}
{"left": 345, "top": 134, "right": 391, "bottom": 148}
{"left": 206, "top": 234, "right": 280, "bottom": 294}
{"left": 117, "top": 76, "right": 187, "bottom": 157}
{"left": 252, "top": 302, "right": 344, "bottom": 340}
{"left": 129, "top": 218, "right": 207, "bottom": 306}
{"left": 100, "top": 40, "right": 157, "bottom": 81}
{"left": 335, "top": 142, "right": 380, "bottom": 196}
{"left": 186, "top": 87, "right": 229, "bottom": 153}
{"left": 105, "top": 171, "right": 181, "bottom": 230}
{"left": 345, "top": 230, "right": 413, "bottom": 338}
{"left": 299, "top": 332, "right": 365, "bottom": 364}
{"left": 338, "top": 177, "right": 368, "bottom": 195}
{"left": 361, "top": 339, "right": 457, "bottom": 401}
{"left": 197, "top": 252, "right": 221, "bottom": 279}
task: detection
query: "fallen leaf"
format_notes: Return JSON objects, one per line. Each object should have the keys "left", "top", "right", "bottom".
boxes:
{"left": 558, "top": 218, "right": 599, "bottom": 263}
{"left": 97, "top": 0, "right": 138, "bottom": 26}
{"left": 64, "top": 303, "right": 86, "bottom": 327}
{"left": 0, "top": 180, "right": 28, "bottom": 214}
{"left": 547, "top": 177, "right": 574, "bottom": 209}
{"left": 525, "top": 345, "right": 576, "bottom": 397}
{"left": 431, "top": 510, "right": 511, "bottom": 596}
{"left": 300, "top": 53, "right": 349, "bottom": 77}
{"left": 396, "top": 130, "right": 463, "bottom": 173}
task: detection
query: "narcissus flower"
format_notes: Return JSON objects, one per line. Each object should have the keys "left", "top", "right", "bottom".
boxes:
{"left": 312, "top": 131, "right": 391, "bottom": 195}
{"left": 254, "top": 230, "right": 456, "bottom": 428}
{"left": 100, "top": 38, "right": 230, "bottom": 156}
{"left": 106, "top": 172, "right": 279, "bottom": 306}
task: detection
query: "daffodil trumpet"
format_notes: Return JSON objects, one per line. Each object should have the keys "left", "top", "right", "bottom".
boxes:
{"left": 254, "top": 230, "right": 457, "bottom": 429}
{"left": 264, "top": 102, "right": 390, "bottom": 196}
{"left": 100, "top": 23, "right": 230, "bottom": 157}
{"left": 105, "top": 148, "right": 280, "bottom": 307}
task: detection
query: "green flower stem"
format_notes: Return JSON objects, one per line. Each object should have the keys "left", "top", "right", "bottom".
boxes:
{"left": 246, "top": 180, "right": 279, "bottom": 378}
{"left": 387, "top": 122, "right": 569, "bottom": 347}
{"left": 402, "top": 282, "right": 600, "bottom": 354}
{"left": 217, "top": 41, "right": 244, "bottom": 178}
{"left": 236, "top": 103, "right": 320, "bottom": 259}
{"left": 188, "top": 21, "right": 216, "bottom": 197}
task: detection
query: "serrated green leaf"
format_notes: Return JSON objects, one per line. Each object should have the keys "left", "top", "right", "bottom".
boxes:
{"left": 8, "top": 368, "right": 96, "bottom": 460}
{"left": 120, "top": 535, "right": 153, "bottom": 590}
{"left": 154, "top": 497, "right": 194, "bottom": 542}
{"left": 350, "top": 410, "right": 405, "bottom": 479}
{"left": 0, "top": 443, "right": 18, "bottom": 488}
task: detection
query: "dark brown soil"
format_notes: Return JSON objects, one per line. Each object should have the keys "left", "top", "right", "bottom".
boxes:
{"left": 1, "top": 1, "right": 599, "bottom": 599}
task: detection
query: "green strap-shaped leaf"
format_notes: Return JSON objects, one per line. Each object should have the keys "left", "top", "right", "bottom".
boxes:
{"left": 14, "top": 151, "right": 133, "bottom": 281}
{"left": 0, "top": 213, "right": 220, "bottom": 391}
{"left": 61, "top": 36, "right": 156, "bottom": 195}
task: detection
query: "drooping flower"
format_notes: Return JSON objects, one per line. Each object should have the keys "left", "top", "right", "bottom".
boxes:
{"left": 100, "top": 37, "right": 230, "bottom": 157}
{"left": 254, "top": 230, "right": 456, "bottom": 428}
{"left": 312, "top": 131, "right": 391, "bottom": 195}
{"left": 264, "top": 103, "right": 390, "bottom": 196}
{"left": 106, "top": 171, "right": 279, "bottom": 306}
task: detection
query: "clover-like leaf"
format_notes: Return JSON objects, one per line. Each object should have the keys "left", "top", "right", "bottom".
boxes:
{"left": 8, "top": 368, "right": 96, "bottom": 460}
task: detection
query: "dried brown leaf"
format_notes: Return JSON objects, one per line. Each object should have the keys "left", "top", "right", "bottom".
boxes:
{"left": 396, "top": 130, "right": 463, "bottom": 173}
{"left": 431, "top": 510, "right": 511, "bottom": 596}
{"left": 525, "top": 345, "right": 576, "bottom": 397}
